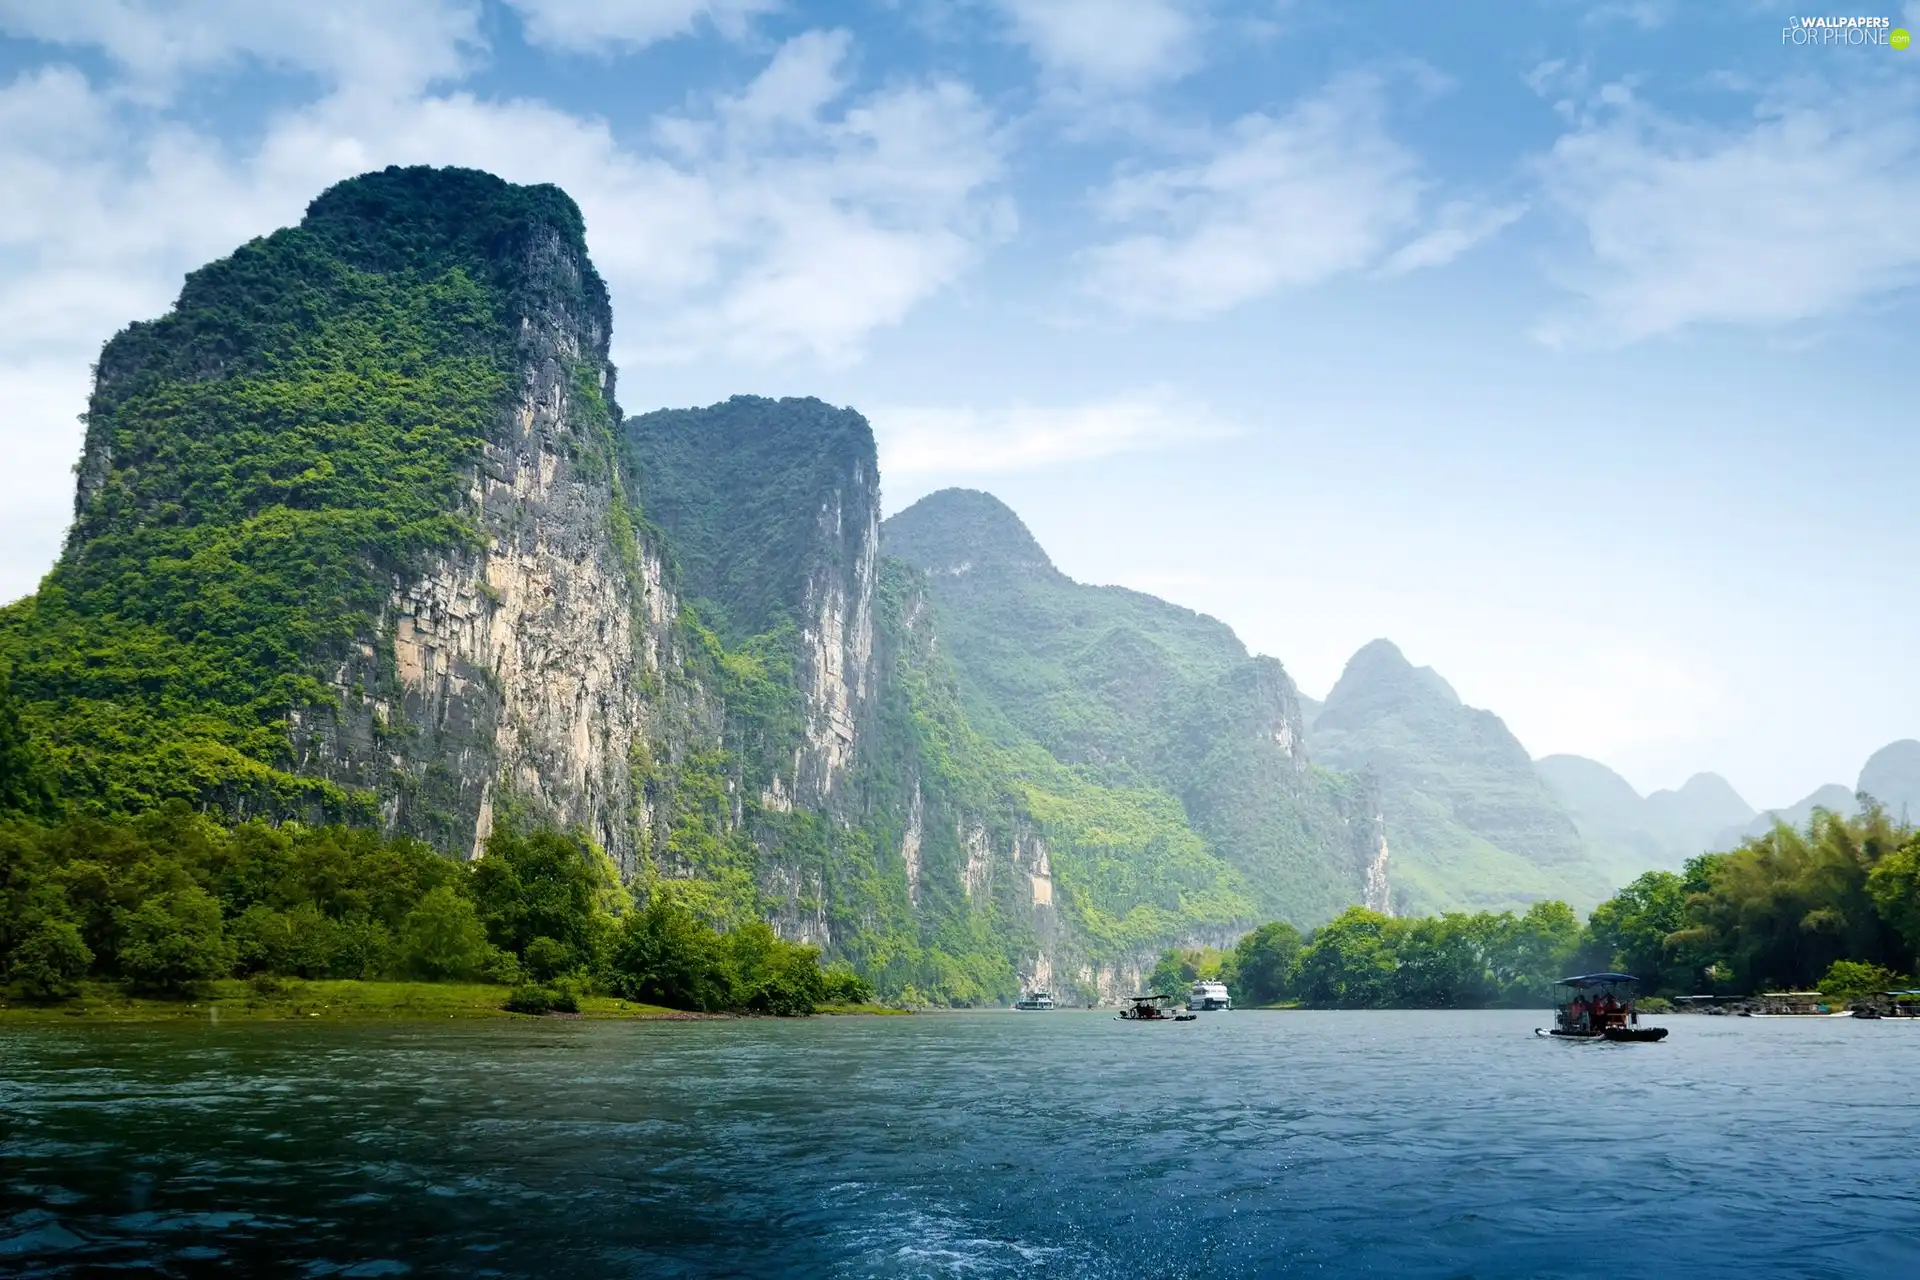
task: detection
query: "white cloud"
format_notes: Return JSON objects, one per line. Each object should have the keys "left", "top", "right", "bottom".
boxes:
{"left": 0, "top": 357, "right": 91, "bottom": 605}
{"left": 1082, "top": 73, "right": 1426, "bottom": 317}
{"left": 996, "top": 0, "right": 1201, "bottom": 91}
{"left": 1535, "top": 79, "right": 1920, "bottom": 342}
{"left": 870, "top": 388, "right": 1237, "bottom": 476}
{"left": 505, "top": 0, "right": 779, "bottom": 52}
{"left": 1379, "top": 199, "right": 1527, "bottom": 276}
{"left": 0, "top": 0, "right": 481, "bottom": 96}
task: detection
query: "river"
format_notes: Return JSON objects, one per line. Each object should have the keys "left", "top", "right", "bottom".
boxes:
{"left": 3, "top": 1008, "right": 1915, "bottom": 1277}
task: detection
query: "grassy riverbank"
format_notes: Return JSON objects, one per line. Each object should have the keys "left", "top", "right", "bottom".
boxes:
{"left": 0, "top": 979, "right": 690, "bottom": 1023}
{"left": 0, "top": 980, "right": 915, "bottom": 1023}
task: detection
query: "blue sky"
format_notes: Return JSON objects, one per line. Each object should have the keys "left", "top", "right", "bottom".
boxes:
{"left": 0, "top": 0, "right": 1916, "bottom": 808}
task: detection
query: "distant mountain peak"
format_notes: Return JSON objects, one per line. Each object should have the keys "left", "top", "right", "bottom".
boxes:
{"left": 1859, "top": 739, "right": 1920, "bottom": 822}
{"left": 883, "top": 488, "right": 1057, "bottom": 577}
{"left": 1326, "top": 639, "right": 1459, "bottom": 709}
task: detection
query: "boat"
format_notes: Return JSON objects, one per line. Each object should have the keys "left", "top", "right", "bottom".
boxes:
{"left": 1013, "top": 989, "right": 1056, "bottom": 1011}
{"left": 1855, "top": 989, "right": 1920, "bottom": 1019}
{"left": 1535, "top": 973, "right": 1668, "bottom": 1042}
{"left": 1187, "top": 980, "right": 1231, "bottom": 1012}
{"left": 1741, "top": 991, "right": 1853, "bottom": 1018}
{"left": 1117, "top": 994, "right": 1196, "bottom": 1022}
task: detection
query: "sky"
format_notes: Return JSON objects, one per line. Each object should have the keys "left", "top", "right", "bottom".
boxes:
{"left": 0, "top": 0, "right": 1916, "bottom": 810}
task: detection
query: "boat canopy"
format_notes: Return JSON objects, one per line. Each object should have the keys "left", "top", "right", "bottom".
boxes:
{"left": 1554, "top": 973, "right": 1639, "bottom": 988}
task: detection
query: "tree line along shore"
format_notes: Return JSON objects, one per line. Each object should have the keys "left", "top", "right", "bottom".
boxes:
{"left": 1153, "top": 805, "right": 1920, "bottom": 1011}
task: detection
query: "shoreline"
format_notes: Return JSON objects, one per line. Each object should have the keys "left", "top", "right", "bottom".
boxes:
{"left": 0, "top": 980, "right": 906, "bottom": 1025}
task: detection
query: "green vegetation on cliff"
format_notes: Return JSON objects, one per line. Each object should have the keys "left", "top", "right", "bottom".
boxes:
{"left": 628, "top": 396, "right": 876, "bottom": 642}
{"left": 0, "top": 166, "right": 600, "bottom": 817}
{"left": 883, "top": 488, "right": 1373, "bottom": 926}
{"left": 1311, "top": 639, "right": 1607, "bottom": 914}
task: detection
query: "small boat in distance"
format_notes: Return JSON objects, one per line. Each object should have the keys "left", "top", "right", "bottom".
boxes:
{"left": 1536, "top": 973, "right": 1668, "bottom": 1042}
{"left": 1742, "top": 991, "right": 1852, "bottom": 1018}
{"left": 1188, "top": 980, "right": 1231, "bottom": 1011}
{"left": 1013, "top": 989, "right": 1056, "bottom": 1011}
{"left": 1118, "top": 994, "right": 1196, "bottom": 1022}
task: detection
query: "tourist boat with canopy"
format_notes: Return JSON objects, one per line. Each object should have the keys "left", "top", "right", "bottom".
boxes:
{"left": 1013, "top": 989, "right": 1056, "bottom": 1011}
{"left": 1117, "top": 994, "right": 1196, "bottom": 1022}
{"left": 1535, "top": 973, "right": 1668, "bottom": 1042}
{"left": 1741, "top": 991, "right": 1852, "bottom": 1017}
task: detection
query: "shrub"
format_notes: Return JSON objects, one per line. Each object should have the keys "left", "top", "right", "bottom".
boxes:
{"left": 9, "top": 917, "right": 92, "bottom": 999}
{"left": 504, "top": 983, "right": 577, "bottom": 1015}
{"left": 117, "top": 886, "right": 234, "bottom": 991}
{"left": 1820, "top": 959, "right": 1904, "bottom": 1001}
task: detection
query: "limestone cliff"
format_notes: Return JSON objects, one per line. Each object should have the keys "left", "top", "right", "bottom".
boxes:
{"left": 627, "top": 398, "right": 880, "bottom": 804}
{"left": 288, "top": 182, "right": 664, "bottom": 869}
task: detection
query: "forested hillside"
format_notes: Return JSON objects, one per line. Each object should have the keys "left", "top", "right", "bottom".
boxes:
{"left": 882, "top": 489, "right": 1390, "bottom": 926}
{"left": 1309, "top": 639, "right": 1609, "bottom": 913}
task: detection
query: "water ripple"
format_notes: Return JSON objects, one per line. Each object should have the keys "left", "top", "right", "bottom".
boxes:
{"left": 3, "top": 1011, "right": 1917, "bottom": 1277}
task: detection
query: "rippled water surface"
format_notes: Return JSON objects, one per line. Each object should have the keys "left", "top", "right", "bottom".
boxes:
{"left": 4, "top": 1009, "right": 1917, "bottom": 1277}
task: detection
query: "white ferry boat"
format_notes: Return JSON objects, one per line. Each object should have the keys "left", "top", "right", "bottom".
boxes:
{"left": 1187, "top": 981, "right": 1231, "bottom": 1012}
{"left": 1013, "top": 989, "right": 1056, "bottom": 1011}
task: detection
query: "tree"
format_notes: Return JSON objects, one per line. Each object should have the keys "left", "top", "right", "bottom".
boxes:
{"left": 1392, "top": 914, "right": 1493, "bottom": 1008}
{"left": 1819, "top": 959, "right": 1903, "bottom": 1001}
{"left": 1147, "top": 946, "right": 1224, "bottom": 998}
{"left": 1867, "top": 836, "right": 1920, "bottom": 965}
{"left": 1292, "top": 908, "right": 1403, "bottom": 1008}
{"left": 606, "top": 896, "right": 736, "bottom": 1012}
{"left": 117, "top": 886, "right": 234, "bottom": 991}
{"left": 1225, "top": 921, "right": 1301, "bottom": 1005}
{"left": 398, "top": 885, "right": 496, "bottom": 981}
{"left": 0, "top": 667, "right": 55, "bottom": 817}
{"left": 1583, "top": 871, "right": 1694, "bottom": 993}
{"left": 470, "top": 829, "right": 621, "bottom": 973}
{"left": 9, "top": 917, "right": 92, "bottom": 998}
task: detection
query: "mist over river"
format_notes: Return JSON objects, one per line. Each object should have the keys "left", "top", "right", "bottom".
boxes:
{"left": 4, "top": 1009, "right": 1915, "bottom": 1278}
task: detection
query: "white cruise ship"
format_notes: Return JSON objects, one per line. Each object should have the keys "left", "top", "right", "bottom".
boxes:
{"left": 1187, "top": 981, "right": 1231, "bottom": 1011}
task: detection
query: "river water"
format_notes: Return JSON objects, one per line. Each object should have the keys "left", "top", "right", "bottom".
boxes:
{"left": 3, "top": 1008, "right": 1915, "bottom": 1277}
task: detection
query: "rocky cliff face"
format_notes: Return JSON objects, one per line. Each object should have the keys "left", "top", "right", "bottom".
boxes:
{"left": 282, "top": 178, "right": 666, "bottom": 872}
{"left": 626, "top": 398, "right": 882, "bottom": 805}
